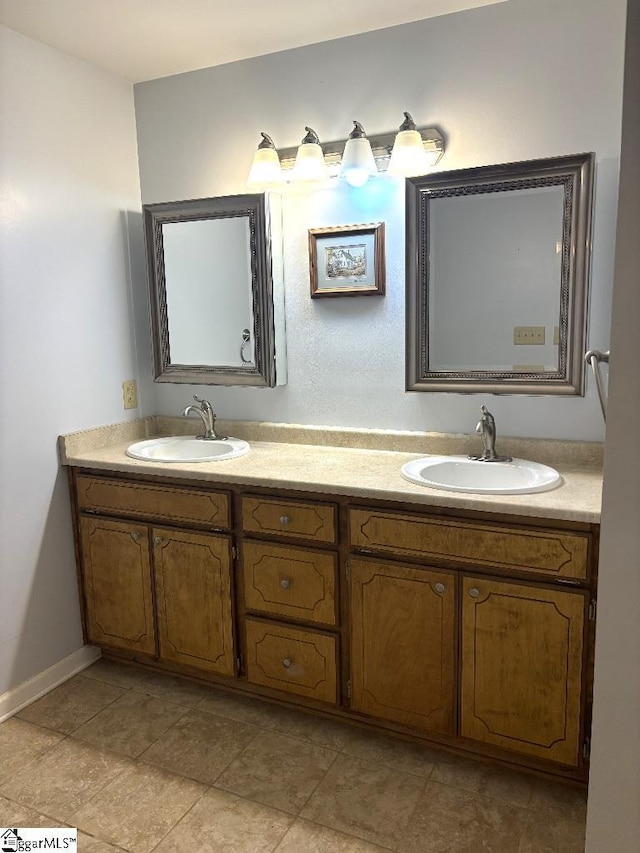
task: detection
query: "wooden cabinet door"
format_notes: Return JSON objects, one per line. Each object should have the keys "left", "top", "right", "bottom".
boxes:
{"left": 153, "top": 527, "right": 235, "bottom": 676}
{"left": 80, "top": 516, "right": 156, "bottom": 655}
{"left": 349, "top": 558, "right": 456, "bottom": 734}
{"left": 461, "top": 576, "right": 586, "bottom": 766}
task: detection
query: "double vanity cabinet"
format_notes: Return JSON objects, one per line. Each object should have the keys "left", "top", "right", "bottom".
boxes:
{"left": 66, "top": 451, "right": 599, "bottom": 785}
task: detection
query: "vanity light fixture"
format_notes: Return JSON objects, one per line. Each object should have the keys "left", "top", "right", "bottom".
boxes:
{"left": 388, "top": 112, "right": 432, "bottom": 177}
{"left": 339, "top": 121, "right": 378, "bottom": 187}
{"left": 246, "top": 114, "right": 444, "bottom": 188}
{"left": 247, "top": 132, "right": 284, "bottom": 191}
{"left": 291, "top": 127, "right": 330, "bottom": 183}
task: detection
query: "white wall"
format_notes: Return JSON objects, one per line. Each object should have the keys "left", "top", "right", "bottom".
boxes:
{"left": 133, "top": 0, "right": 626, "bottom": 441}
{"left": 0, "top": 27, "right": 142, "bottom": 694}
{"left": 586, "top": 0, "right": 640, "bottom": 847}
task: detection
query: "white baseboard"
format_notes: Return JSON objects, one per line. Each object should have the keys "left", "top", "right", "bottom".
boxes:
{"left": 0, "top": 645, "right": 102, "bottom": 723}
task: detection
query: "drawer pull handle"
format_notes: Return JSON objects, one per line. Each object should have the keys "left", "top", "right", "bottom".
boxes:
{"left": 279, "top": 515, "right": 290, "bottom": 526}
{"left": 434, "top": 582, "right": 446, "bottom": 594}
{"left": 469, "top": 587, "right": 480, "bottom": 598}
{"left": 130, "top": 532, "right": 141, "bottom": 543}
{"left": 153, "top": 536, "right": 164, "bottom": 545}
{"left": 280, "top": 578, "right": 291, "bottom": 590}
{"left": 282, "top": 657, "right": 293, "bottom": 669}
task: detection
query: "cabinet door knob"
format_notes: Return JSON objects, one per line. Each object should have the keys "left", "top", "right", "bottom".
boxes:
{"left": 153, "top": 536, "right": 164, "bottom": 545}
{"left": 282, "top": 657, "right": 293, "bottom": 668}
{"left": 469, "top": 587, "right": 480, "bottom": 598}
{"left": 279, "top": 515, "right": 290, "bottom": 526}
{"left": 130, "top": 532, "right": 141, "bottom": 543}
{"left": 280, "top": 578, "right": 291, "bottom": 590}
{"left": 434, "top": 582, "right": 446, "bottom": 594}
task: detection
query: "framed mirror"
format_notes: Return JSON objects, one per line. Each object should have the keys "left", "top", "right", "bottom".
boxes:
{"left": 144, "top": 193, "right": 286, "bottom": 387}
{"left": 406, "top": 153, "right": 595, "bottom": 394}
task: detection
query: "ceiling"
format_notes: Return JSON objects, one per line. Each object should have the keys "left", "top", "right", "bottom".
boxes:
{"left": 0, "top": 0, "right": 506, "bottom": 83}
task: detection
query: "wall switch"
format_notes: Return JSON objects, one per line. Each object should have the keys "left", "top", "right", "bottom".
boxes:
{"left": 513, "top": 326, "right": 545, "bottom": 345}
{"left": 553, "top": 326, "right": 560, "bottom": 345}
{"left": 122, "top": 379, "right": 138, "bottom": 409}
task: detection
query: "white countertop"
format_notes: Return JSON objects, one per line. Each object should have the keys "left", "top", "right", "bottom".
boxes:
{"left": 59, "top": 419, "right": 603, "bottom": 524}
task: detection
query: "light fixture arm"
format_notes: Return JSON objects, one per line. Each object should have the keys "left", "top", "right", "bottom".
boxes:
{"left": 257, "top": 132, "right": 277, "bottom": 149}
{"left": 349, "top": 120, "right": 367, "bottom": 139}
{"left": 399, "top": 111, "right": 417, "bottom": 131}
{"left": 301, "top": 126, "right": 321, "bottom": 145}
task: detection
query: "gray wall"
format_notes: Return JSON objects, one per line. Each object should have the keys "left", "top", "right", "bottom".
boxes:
{"left": 134, "top": 0, "right": 626, "bottom": 440}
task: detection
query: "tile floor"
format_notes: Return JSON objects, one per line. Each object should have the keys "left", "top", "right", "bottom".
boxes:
{"left": 0, "top": 659, "right": 587, "bottom": 852}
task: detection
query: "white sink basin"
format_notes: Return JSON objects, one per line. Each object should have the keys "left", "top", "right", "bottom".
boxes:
{"left": 126, "top": 436, "right": 250, "bottom": 463}
{"left": 401, "top": 456, "right": 561, "bottom": 495}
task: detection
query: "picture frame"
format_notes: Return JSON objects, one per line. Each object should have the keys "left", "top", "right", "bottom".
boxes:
{"left": 308, "top": 222, "right": 385, "bottom": 298}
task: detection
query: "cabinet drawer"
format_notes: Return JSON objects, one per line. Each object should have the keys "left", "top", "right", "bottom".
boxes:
{"left": 242, "top": 496, "right": 336, "bottom": 543}
{"left": 243, "top": 541, "right": 337, "bottom": 626}
{"left": 349, "top": 508, "right": 589, "bottom": 581}
{"left": 245, "top": 618, "right": 337, "bottom": 703}
{"left": 77, "top": 475, "right": 229, "bottom": 528}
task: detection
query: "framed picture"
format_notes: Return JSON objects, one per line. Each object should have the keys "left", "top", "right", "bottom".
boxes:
{"left": 308, "top": 222, "right": 385, "bottom": 298}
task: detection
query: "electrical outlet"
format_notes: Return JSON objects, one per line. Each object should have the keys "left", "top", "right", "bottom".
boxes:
{"left": 513, "top": 326, "right": 545, "bottom": 345}
{"left": 122, "top": 379, "right": 138, "bottom": 410}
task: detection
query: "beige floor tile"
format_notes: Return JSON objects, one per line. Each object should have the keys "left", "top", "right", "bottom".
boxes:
{"left": 141, "top": 709, "right": 257, "bottom": 784}
{"left": 215, "top": 730, "right": 338, "bottom": 815}
{"left": 527, "top": 778, "right": 588, "bottom": 822}
{"left": 300, "top": 753, "right": 425, "bottom": 848}
{"left": 0, "top": 794, "right": 69, "bottom": 826}
{"left": 258, "top": 705, "right": 357, "bottom": 751}
{"left": 430, "top": 751, "right": 540, "bottom": 808}
{"left": 81, "top": 658, "right": 146, "bottom": 690}
{"left": 128, "top": 670, "right": 214, "bottom": 707}
{"left": 341, "top": 727, "right": 438, "bottom": 778}
{"left": 0, "top": 738, "right": 130, "bottom": 823}
{"left": 275, "top": 818, "right": 392, "bottom": 852}
{"left": 72, "top": 690, "right": 188, "bottom": 757}
{"left": 196, "top": 686, "right": 288, "bottom": 728}
{"left": 154, "top": 787, "right": 293, "bottom": 853}
{"left": 16, "top": 676, "right": 125, "bottom": 735}
{"left": 519, "top": 812, "right": 586, "bottom": 852}
{"left": 399, "top": 780, "right": 529, "bottom": 853}
{"left": 0, "top": 718, "right": 64, "bottom": 785}
{"left": 72, "top": 763, "right": 206, "bottom": 853}
{"left": 77, "top": 832, "right": 127, "bottom": 852}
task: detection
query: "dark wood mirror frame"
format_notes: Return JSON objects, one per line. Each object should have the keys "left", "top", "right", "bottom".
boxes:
{"left": 405, "top": 152, "right": 595, "bottom": 395}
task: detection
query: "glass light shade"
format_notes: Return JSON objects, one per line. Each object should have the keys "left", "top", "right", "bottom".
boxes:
{"left": 340, "top": 137, "right": 377, "bottom": 187}
{"left": 388, "top": 129, "right": 430, "bottom": 177}
{"left": 292, "top": 142, "right": 329, "bottom": 182}
{"left": 247, "top": 146, "right": 283, "bottom": 190}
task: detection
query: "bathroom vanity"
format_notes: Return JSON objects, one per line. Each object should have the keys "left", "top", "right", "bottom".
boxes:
{"left": 61, "top": 420, "right": 601, "bottom": 784}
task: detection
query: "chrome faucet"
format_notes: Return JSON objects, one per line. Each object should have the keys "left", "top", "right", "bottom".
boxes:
{"left": 182, "top": 395, "right": 227, "bottom": 441}
{"left": 469, "top": 405, "right": 512, "bottom": 462}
